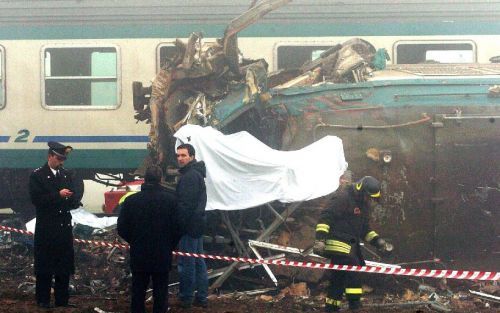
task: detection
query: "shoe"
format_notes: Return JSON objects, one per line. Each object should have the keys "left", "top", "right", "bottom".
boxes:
{"left": 193, "top": 299, "right": 208, "bottom": 308}
{"left": 37, "top": 302, "right": 53, "bottom": 309}
{"left": 348, "top": 300, "right": 362, "bottom": 311}
{"left": 325, "top": 304, "right": 340, "bottom": 312}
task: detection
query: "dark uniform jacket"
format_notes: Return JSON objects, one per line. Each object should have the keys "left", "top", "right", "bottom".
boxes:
{"left": 315, "top": 186, "right": 380, "bottom": 264}
{"left": 29, "top": 163, "right": 77, "bottom": 275}
{"left": 176, "top": 160, "right": 207, "bottom": 239}
{"left": 117, "top": 183, "right": 179, "bottom": 272}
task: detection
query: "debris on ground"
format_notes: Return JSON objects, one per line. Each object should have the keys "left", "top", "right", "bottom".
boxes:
{"left": 1, "top": 215, "right": 499, "bottom": 313}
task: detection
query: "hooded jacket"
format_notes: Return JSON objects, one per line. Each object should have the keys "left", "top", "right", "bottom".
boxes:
{"left": 176, "top": 160, "right": 207, "bottom": 238}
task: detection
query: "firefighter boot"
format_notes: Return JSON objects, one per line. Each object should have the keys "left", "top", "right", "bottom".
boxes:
{"left": 348, "top": 299, "right": 362, "bottom": 311}
{"left": 325, "top": 298, "right": 341, "bottom": 312}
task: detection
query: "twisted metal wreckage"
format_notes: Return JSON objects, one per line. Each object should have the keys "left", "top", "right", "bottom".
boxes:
{"left": 131, "top": 0, "right": 396, "bottom": 289}
{"left": 129, "top": 0, "right": 500, "bottom": 292}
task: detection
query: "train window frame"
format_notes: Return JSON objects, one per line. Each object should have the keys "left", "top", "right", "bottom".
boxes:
{"left": 393, "top": 40, "right": 477, "bottom": 64}
{"left": 156, "top": 42, "right": 176, "bottom": 73}
{"left": 41, "top": 43, "right": 121, "bottom": 110}
{"left": 0, "top": 45, "right": 5, "bottom": 110}
{"left": 273, "top": 42, "right": 336, "bottom": 71}
{"left": 156, "top": 40, "right": 216, "bottom": 73}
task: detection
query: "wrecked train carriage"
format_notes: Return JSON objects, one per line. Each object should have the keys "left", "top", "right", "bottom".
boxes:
{"left": 129, "top": 2, "right": 499, "bottom": 266}
{"left": 260, "top": 64, "right": 500, "bottom": 264}
{"left": 135, "top": 57, "right": 500, "bottom": 266}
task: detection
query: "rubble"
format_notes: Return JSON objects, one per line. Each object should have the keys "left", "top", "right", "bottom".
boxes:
{"left": 2, "top": 211, "right": 499, "bottom": 313}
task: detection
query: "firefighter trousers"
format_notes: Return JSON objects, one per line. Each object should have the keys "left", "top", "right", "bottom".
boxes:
{"left": 327, "top": 254, "right": 363, "bottom": 303}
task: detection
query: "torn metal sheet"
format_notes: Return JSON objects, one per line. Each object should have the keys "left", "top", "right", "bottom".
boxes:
{"left": 249, "top": 243, "right": 278, "bottom": 286}
{"left": 218, "top": 287, "right": 277, "bottom": 298}
{"left": 248, "top": 240, "right": 401, "bottom": 269}
{"left": 469, "top": 290, "right": 500, "bottom": 303}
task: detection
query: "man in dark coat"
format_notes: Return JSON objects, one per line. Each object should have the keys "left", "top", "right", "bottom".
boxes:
{"left": 117, "top": 165, "right": 179, "bottom": 313}
{"left": 314, "top": 176, "right": 393, "bottom": 312}
{"left": 175, "top": 143, "right": 209, "bottom": 309}
{"left": 29, "top": 141, "right": 79, "bottom": 308}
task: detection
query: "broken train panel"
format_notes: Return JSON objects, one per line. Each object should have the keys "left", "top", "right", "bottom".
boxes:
{"left": 266, "top": 64, "right": 500, "bottom": 263}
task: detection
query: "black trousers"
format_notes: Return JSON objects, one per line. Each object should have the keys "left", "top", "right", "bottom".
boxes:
{"left": 327, "top": 254, "right": 363, "bottom": 302}
{"left": 131, "top": 271, "right": 169, "bottom": 313}
{"left": 36, "top": 273, "right": 70, "bottom": 305}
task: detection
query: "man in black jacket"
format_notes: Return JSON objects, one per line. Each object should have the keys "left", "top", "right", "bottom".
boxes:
{"left": 118, "top": 165, "right": 179, "bottom": 313}
{"left": 29, "top": 141, "right": 79, "bottom": 309}
{"left": 314, "top": 176, "right": 393, "bottom": 312}
{"left": 175, "top": 143, "right": 209, "bottom": 309}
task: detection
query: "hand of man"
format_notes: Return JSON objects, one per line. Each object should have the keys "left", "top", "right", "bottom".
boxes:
{"left": 313, "top": 239, "right": 326, "bottom": 255}
{"left": 59, "top": 189, "right": 73, "bottom": 199}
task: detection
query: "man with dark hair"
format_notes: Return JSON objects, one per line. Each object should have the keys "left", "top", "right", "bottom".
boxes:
{"left": 29, "top": 141, "right": 79, "bottom": 309}
{"left": 175, "top": 143, "right": 209, "bottom": 309}
{"left": 118, "top": 165, "right": 179, "bottom": 313}
{"left": 314, "top": 176, "right": 393, "bottom": 312}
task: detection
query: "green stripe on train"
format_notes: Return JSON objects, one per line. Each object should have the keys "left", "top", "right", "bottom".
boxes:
{"left": 1, "top": 22, "right": 500, "bottom": 39}
{"left": 0, "top": 149, "right": 148, "bottom": 169}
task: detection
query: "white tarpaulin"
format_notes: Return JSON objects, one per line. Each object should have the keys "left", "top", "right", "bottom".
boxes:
{"left": 26, "top": 207, "right": 118, "bottom": 234}
{"left": 174, "top": 125, "right": 348, "bottom": 211}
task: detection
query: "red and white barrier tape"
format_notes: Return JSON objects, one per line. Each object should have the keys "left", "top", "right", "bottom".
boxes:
{"left": 1, "top": 225, "right": 498, "bottom": 281}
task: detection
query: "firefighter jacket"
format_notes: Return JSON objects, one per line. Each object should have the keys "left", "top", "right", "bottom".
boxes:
{"left": 315, "top": 185, "right": 380, "bottom": 261}
{"left": 29, "top": 163, "right": 77, "bottom": 275}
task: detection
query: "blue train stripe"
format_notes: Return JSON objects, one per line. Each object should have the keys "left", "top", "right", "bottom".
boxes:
{"left": 0, "top": 136, "right": 10, "bottom": 142}
{"left": 33, "top": 136, "right": 149, "bottom": 143}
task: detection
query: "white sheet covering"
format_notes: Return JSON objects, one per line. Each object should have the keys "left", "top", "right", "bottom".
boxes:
{"left": 26, "top": 208, "right": 118, "bottom": 234}
{"left": 174, "top": 125, "right": 348, "bottom": 211}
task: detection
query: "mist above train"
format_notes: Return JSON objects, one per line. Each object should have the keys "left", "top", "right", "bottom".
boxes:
{"left": 0, "top": 1, "right": 499, "bottom": 265}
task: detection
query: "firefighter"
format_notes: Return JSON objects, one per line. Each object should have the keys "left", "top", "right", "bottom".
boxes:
{"left": 313, "top": 176, "right": 393, "bottom": 312}
{"left": 113, "top": 190, "right": 138, "bottom": 214}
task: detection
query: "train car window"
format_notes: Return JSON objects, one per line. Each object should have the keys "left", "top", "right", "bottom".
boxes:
{"left": 276, "top": 45, "right": 332, "bottom": 70}
{"left": 157, "top": 41, "right": 215, "bottom": 72}
{"left": 42, "top": 45, "right": 120, "bottom": 108}
{"left": 0, "top": 46, "right": 4, "bottom": 109}
{"left": 157, "top": 44, "right": 177, "bottom": 72}
{"left": 394, "top": 41, "right": 476, "bottom": 64}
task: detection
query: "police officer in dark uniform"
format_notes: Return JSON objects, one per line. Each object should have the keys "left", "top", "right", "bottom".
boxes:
{"left": 29, "top": 141, "right": 80, "bottom": 309}
{"left": 313, "top": 176, "right": 393, "bottom": 312}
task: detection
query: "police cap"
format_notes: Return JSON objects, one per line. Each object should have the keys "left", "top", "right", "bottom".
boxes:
{"left": 48, "top": 141, "right": 73, "bottom": 160}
